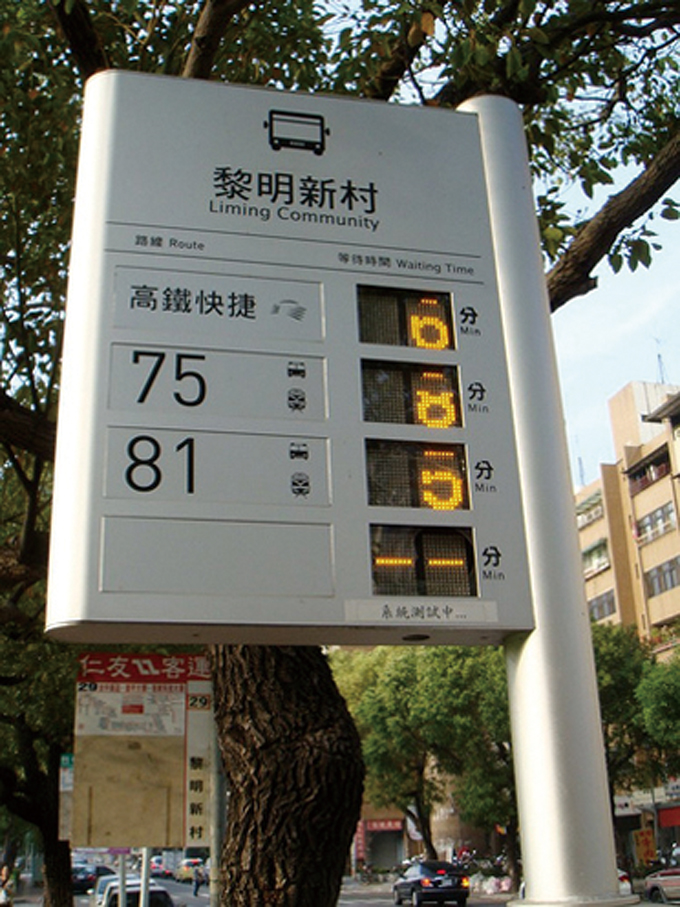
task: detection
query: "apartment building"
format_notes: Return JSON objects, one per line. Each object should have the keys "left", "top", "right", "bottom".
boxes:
{"left": 576, "top": 381, "right": 680, "bottom": 650}
{"left": 574, "top": 381, "right": 680, "bottom": 859}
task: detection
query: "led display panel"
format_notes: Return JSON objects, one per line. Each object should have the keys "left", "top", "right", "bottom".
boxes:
{"left": 357, "top": 285, "right": 454, "bottom": 349}
{"left": 362, "top": 362, "right": 462, "bottom": 428}
{"left": 370, "top": 526, "right": 476, "bottom": 597}
{"left": 365, "top": 441, "right": 469, "bottom": 511}
{"left": 360, "top": 283, "right": 476, "bottom": 597}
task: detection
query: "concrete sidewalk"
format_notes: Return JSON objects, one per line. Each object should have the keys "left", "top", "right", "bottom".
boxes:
{"left": 13, "top": 877, "right": 43, "bottom": 905}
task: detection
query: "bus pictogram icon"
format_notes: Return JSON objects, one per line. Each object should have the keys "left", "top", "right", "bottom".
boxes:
{"left": 265, "top": 110, "right": 330, "bottom": 155}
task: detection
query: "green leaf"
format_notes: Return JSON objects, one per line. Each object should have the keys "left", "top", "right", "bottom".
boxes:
{"left": 544, "top": 225, "right": 563, "bottom": 241}
{"left": 525, "top": 27, "right": 550, "bottom": 44}
{"left": 609, "top": 252, "right": 623, "bottom": 273}
{"left": 505, "top": 45, "right": 523, "bottom": 78}
{"left": 632, "top": 239, "right": 652, "bottom": 268}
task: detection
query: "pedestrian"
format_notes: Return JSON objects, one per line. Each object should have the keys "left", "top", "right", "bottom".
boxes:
{"left": 192, "top": 865, "right": 203, "bottom": 897}
{"left": 0, "top": 866, "right": 14, "bottom": 907}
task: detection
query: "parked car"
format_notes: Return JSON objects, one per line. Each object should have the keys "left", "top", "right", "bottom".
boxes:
{"left": 72, "top": 864, "right": 116, "bottom": 894}
{"left": 618, "top": 869, "right": 633, "bottom": 896}
{"left": 150, "top": 858, "right": 172, "bottom": 879}
{"left": 393, "top": 860, "right": 470, "bottom": 905}
{"left": 101, "top": 881, "right": 174, "bottom": 907}
{"left": 90, "top": 875, "right": 141, "bottom": 907}
{"left": 645, "top": 867, "right": 680, "bottom": 902}
{"left": 174, "top": 859, "right": 204, "bottom": 882}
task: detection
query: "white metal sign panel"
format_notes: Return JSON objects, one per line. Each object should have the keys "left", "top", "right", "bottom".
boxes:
{"left": 46, "top": 72, "right": 533, "bottom": 644}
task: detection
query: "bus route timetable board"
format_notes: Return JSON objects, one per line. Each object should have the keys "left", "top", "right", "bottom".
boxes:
{"left": 46, "top": 71, "right": 535, "bottom": 645}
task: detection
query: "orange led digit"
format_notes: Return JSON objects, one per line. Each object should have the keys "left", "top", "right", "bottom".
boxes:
{"left": 419, "top": 450, "right": 465, "bottom": 510}
{"left": 427, "top": 558, "right": 466, "bottom": 568}
{"left": 415, "top": 388, "right": 458, "bottom": 428}
{"left": 408, "top": 314, "right": 450, "bottom": 350}
{"left": 420, "top": 468, "right": 465, "bottom": 510}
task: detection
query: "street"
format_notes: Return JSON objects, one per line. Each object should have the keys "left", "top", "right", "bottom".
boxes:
{"left": 72, "top": 877, "right": 511, "bottom": 907}
{"left": 338, "top": 893, "right": 511, "bottom": 907}
{"left": 72, "top": 879, "right": 210, "bottom": 907}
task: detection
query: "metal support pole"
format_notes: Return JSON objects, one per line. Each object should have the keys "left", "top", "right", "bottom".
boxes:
{"left": 140, "top": 847, "right": 151, "bottom": 907}
{"left": 209, "top": 704, "right": 225, "bottom": 907}
{"left": 118, "top": 853, "right": 127, "bottom": 907}
{"left": 458, "top": 94, "right": 637, "bottom": 907}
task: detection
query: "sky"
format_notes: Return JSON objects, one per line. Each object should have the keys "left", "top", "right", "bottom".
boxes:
{"left": 551, "top": 215, "right": 679, "bottom": 489}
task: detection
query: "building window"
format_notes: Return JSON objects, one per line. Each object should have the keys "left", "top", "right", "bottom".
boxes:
{"left": 582, "top": 540, "right": 610, "bottom": 578}
{"left": 628, "top": 448, "right": 671, "bottom": 496}
{"left": 645, "top": 556, "right": 680, "bottom": 598}
{"left": 635, "top": 502, "right": 677, "bottom": 544}
{"left": 589, "top": 589, "right": 616, "bottom": 621}
{"left": 576, "top": 495, "right": 604, "bottom": 529}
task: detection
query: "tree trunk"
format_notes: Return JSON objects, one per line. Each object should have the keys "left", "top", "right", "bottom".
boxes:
{"left": 41, "top": 834, "right": 72, "bottom": 907}
{"left": 505, "top": 817, "right": 521, "bottom": 893}
{"left": 210, "top": 645, "right": 364, "bottom": 907}
{"left": 409, "top": 794, "right": 438, "bottom": 860}
{"left": 40, "top": 750, "right": 73, "bottom": 907}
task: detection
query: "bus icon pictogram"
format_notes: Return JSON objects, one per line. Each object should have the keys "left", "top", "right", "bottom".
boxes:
{"left": 265, "top": 110, "right": 330, "bottom": 155}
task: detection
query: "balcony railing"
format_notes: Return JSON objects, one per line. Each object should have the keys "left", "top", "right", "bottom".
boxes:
{"left": 629, "top": 460, "right": 671, "bottom": 496}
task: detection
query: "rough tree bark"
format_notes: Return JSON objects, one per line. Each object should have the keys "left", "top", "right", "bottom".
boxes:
{"left": 210, "top": 646, "right": 364, "bottom": 907}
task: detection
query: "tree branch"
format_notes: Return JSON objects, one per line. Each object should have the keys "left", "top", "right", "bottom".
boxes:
{"left": 362, "top": 12, "right": 435, "bottom": 102}
{"left": 47, "top": 0, "right": 109, "bottom": 81}
{"left": 547, "top": 126, "right": 680, "bottom": 311}
{"left": 0, "top": 546, "right": 46, "bottom": 592}
{"left": 0, "top": 674, "right": 28, "bottom": 687}
{"left": 182, "top": 0, "right": 253, "bottom": 80}
{"left": 0, "top": 390, "right": 56, "bottom": 462}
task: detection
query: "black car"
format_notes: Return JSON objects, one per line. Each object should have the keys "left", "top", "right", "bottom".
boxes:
{"left": 72, "top": 864, "right": 116, "bottom": 894}
{"left": 393, "top": 860, "right": 470, "bottom": 906}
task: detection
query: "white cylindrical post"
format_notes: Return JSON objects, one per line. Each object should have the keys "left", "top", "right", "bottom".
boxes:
{"left": 140, "top": 847, "right": 151, "bottom": 907}
{"left": 118, "top": 853, "right": 127, "bottom": 907}
{"left": 458, "top": 95, "right": 636, "bottom": 907}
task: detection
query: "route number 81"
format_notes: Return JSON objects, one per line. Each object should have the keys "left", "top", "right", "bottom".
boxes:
{"left": 125, "top": 435, "right": 195, "bottom": 494}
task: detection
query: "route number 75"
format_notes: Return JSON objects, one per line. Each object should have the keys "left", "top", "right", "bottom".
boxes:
{"left": 132, "top": 350, "right": 207, "bottom": 407}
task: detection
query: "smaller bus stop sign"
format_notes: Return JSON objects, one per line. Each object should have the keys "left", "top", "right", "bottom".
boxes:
{"left": 46, "top": 71, "right": 533, "bottom": 646}
{"left": 71, "top": 652, "right": 213, "bottom": 848}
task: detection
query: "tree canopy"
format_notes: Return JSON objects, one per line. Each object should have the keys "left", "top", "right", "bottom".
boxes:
{"left": 332, "top": 628, "right": 678, "bottom": 879}
{"left": 637, "top": 650, "right": 680, "bottom": 760}
{"left": 46, "top": 0, "right": 680, "bottom": 305}
{"left": 332, "top": 646, "right": 521, "bottom": 884}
